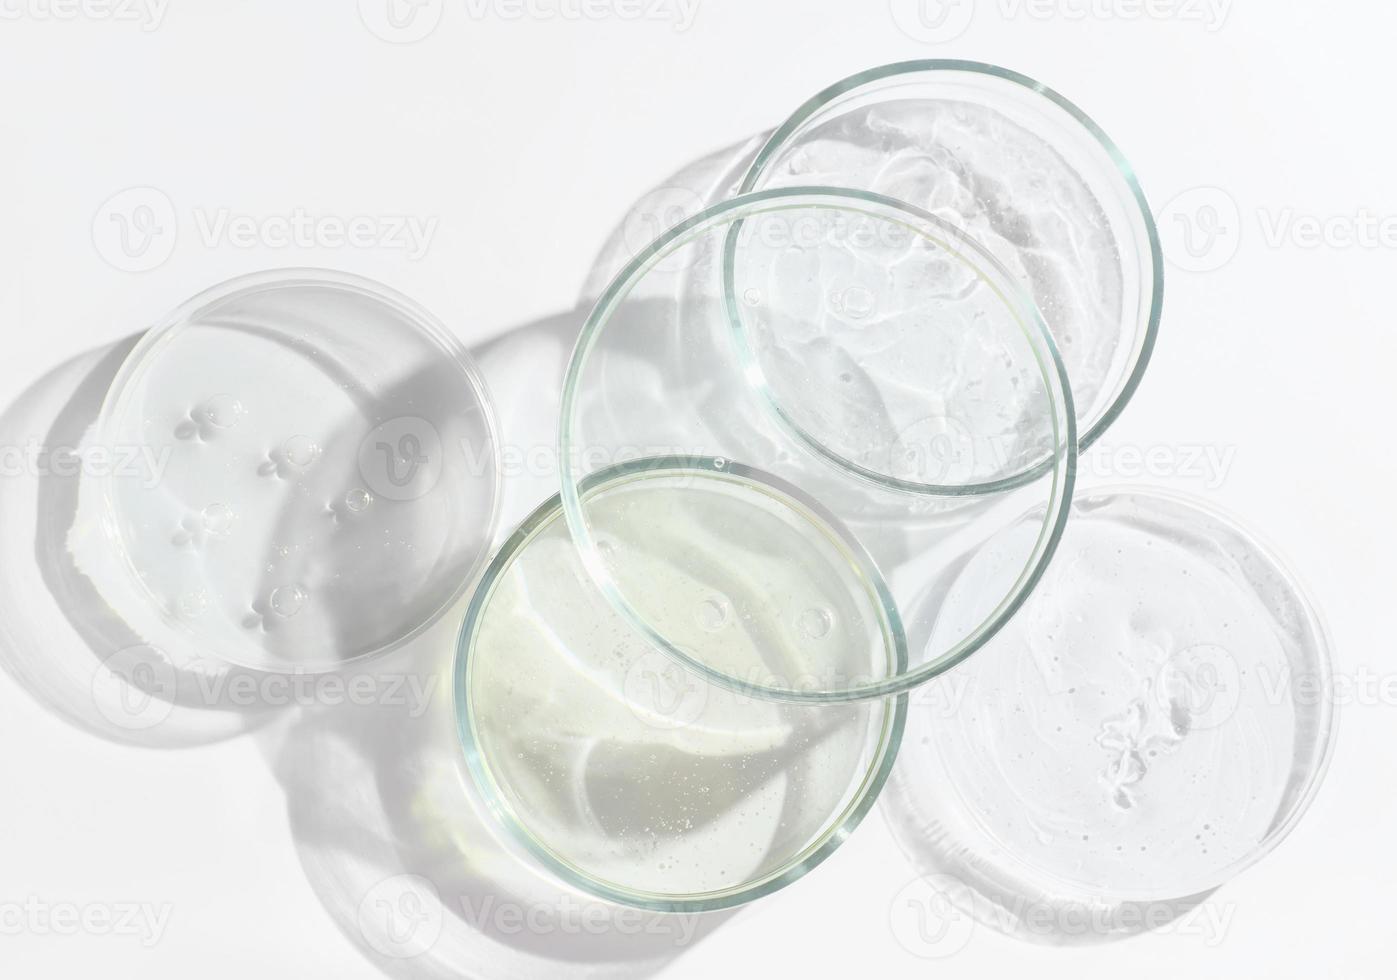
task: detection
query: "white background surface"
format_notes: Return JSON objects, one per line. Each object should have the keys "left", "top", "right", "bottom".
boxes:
{"left": 1, "top": 1, "right": 1392, "bottom": 977}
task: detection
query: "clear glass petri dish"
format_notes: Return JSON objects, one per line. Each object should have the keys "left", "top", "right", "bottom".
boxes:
{"left": 734, "top": 60, "right": 1163, "bottom": 485}
{"left": 455, "top": 478, "right": 907, "bottom": 912}
{"left": 96, "top": 269, "right": 500, "bottom": 673}
{"left": 882, "top": 487, "right": 1336, "bottom": 940}
{"left": 560, "top": 188, "right": 1077, "bottom": 703}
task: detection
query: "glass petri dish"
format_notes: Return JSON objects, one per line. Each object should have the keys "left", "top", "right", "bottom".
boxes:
{"left": 882, "top": 487, "right": 1335, "bottom": 939}
{"left": 455, "top": 478, "right": 907, "bottom": 912}
{"left": 96, "top": 269, "right": 500, "bottom": 673}
{"left": 560, "top": 187, "right": 1077, "bottom": 702}
{"left": 735, "top": 60, "right": 1163, "bottom": 483}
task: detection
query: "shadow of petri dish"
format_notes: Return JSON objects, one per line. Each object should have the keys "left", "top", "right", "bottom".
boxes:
{"left": 455, "top": 478, "right": 907, "bottom": 912}
{"left": 268, "top": 608, "right": 727, "bottom": 978}
{"left": 881, "top": 486, "right": 1336, "bottom": 944}
{"left": 0, "top": 337, "right": 282, "bottom": 746}
{"left": 579, "top": 133, "right": 768, "bottom": 307}
{"left": 93, "top": 268, "right": 501, "bottom": 674}
{"left": 733, "top": 60, "right": 1164, "bottom": 478}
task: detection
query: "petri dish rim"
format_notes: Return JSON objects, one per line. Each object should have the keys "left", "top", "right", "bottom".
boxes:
{"left": 733, "top": 58, "right": 1164, "bottom": 485}
{"left": 559, "top": 186, "right": 1079, "bottom": 703}
{"left": 886, "top": 483, "right": 1338, "bottom": 905}
{"left": 453, "top": 481, "right": 910, "bottom": 914}
{"left": 95, "top": 267, "right": 503, "bottom": 674}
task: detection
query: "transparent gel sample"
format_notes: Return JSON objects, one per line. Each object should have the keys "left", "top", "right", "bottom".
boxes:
{"left": 581, "top": 64, "right": 1157, "bottom": 490}
{"left": 724, "top": 205, "right": 1058, "bottom": 488}
{"left": 884, "top": 488, "right": 1334, "bottom": 938}
{"left": 456, "top": 476, "right": 905, "bottom": 910}
{"left": 738, "top": 61, "right": 1161, "bottom": 471}
{"left": 97, "top": 270, "right": 499, "bottom": 672}
{"left": 562, "top": 189, "right": 1075, "bottom": 702}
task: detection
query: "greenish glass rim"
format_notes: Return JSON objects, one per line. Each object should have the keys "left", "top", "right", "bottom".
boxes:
{"left": 558, "top": 187, "right": 1078, "bottom": 703}
{"left": 454, "top": 476, "right": 909, "bottom": 913}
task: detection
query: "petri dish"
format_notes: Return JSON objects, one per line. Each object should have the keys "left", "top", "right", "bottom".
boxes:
{"left": 455, "top": 478, "right": 906, "bottom": 912}
{"left": 735, "top": 60, "right": 1163, "bottom": 482}
{"left": 560, "top": 187, "right": 1077, "bottom": 702}
{"left": 883, "top": 487, "right": 1335, "bottom": 939}
{"left": 96, "top": 269, "right": 500, "bottom": 673}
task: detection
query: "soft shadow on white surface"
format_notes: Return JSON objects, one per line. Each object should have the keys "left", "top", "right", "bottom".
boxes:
{"left": 0, "top": 310, "right": 731, "bottom": 978}
{"left": 263, "top": 612, "right": 731, "bottom": 980}
{"left": 0, "top": 338, "right": 276, "bottom": 746}
{"left": 592, "top": 135, "right": 1207, "bottom": 949}
{"left": 261, "top": 304, "right": 734, "bottom": 978}
{"left": 878, "top": 758, "right": 1214, "bottom": 947}
{"left": 0, "top": 129, "right": 1068, "bottom": 972}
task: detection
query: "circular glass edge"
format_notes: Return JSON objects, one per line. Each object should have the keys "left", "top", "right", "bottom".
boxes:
{"left": 559, "top": 187, "right": 1078, "bottom": 703}
{"left": 95, "top": 267, "right": 504, "bottom": 675}
{"left": 735, "top": 58, "right": 1163, "bottom": 482}
{"left": 883, "top": 482, "right": 1338, "bottom": 904}
{"left": 453, "top": 481, "right": 910, "bottom": 914}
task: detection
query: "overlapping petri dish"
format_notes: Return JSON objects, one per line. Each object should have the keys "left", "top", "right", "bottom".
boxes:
{"left": 92, "top": 61, "right": 1334, "bottom": 931}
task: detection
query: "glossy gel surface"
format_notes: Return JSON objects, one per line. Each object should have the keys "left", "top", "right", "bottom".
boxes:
{"left": 457, "top": 472, "right": 905, "bottom": 910}
{"left": 884, "top": 489, "right": 1333, "bottom": 936}
{"left": 97, "top": 271, "right": 499, "bottom": 672}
